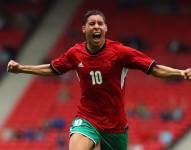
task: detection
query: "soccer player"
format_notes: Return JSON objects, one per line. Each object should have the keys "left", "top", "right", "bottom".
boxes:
{"left": 7, "top": 10, "right": 191, "bottom": 150}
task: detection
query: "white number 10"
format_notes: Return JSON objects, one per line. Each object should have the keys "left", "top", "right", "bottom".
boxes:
{"left": 90, "top": 71, "right": 103, "bottom": 85}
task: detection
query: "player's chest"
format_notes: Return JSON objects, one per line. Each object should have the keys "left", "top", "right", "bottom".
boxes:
{"left": 74, "top": 51, "right": 119, "bottom": 78}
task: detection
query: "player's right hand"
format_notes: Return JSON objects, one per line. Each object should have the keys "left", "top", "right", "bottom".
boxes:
{"left": 183, "top": 68, "right": 191, "bottom": 81}
{"left": 7, "top": 60, "right": 21, "bottom": 73}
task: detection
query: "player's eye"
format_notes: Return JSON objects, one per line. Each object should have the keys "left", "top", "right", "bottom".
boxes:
{"left": 89, "top": 22, "right": 95, "bottom": 26}
{"left": 98, "top": 21, "right": 104, "bottom": 26}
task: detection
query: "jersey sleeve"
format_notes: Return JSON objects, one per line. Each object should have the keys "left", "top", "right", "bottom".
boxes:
{"left": 50, "top": 49, "right": 75, "bottom": 75}
{"left": 118, "top": 44, "right": 157, "bottom": 74}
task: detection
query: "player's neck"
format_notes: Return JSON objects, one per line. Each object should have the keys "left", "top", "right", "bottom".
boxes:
{"left": 86, "top": 40, "right": 106, "bottom": 54}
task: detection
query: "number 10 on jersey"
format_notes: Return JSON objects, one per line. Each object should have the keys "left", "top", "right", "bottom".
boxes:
{"left": 90, "top": 71, "right": 103, "bottom": 85}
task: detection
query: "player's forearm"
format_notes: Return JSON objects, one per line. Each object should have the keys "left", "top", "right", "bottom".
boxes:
{"left": 151, "top": 65, "right": 184, "bottom": 79}
{"left": 18, "top": 64, "right": 55, "bottom": 76}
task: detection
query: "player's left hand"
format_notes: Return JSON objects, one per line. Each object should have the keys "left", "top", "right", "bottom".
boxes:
{"left": 183, "top": 68, "right": 191, "bottom": 81}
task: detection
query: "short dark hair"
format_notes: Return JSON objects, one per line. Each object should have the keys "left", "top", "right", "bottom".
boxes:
{"left": 83, "top": 10, "right": 106, "bottom": 25}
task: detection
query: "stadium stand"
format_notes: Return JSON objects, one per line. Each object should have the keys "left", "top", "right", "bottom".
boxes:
{"left": 0, "top": 0, "right": 53, "bottom": 79}
{"left": 0, "top": 0, "right": 191, "bottom": 149}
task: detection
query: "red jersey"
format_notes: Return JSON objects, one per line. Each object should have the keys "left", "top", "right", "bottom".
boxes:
{"left": 51, "top": 39, "right": 156, "bottom": 133}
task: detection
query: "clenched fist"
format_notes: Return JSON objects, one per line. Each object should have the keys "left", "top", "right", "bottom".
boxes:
{"left": 7, "top": 60, "right": 22, "bottom": 73}
{"left": 183, "top": 68, "right": 191, "bottom": 81}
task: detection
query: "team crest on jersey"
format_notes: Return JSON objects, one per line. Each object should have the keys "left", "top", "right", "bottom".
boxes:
{"left": 78, "top": 62, "right": 84, "bottom": 68}
{"left": 74, "top": 119, "right": 83, "bottom": 126}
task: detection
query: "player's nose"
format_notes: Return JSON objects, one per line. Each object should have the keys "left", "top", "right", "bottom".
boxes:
{"left": 94, "top": 23, "right": 99, "bottom": 28}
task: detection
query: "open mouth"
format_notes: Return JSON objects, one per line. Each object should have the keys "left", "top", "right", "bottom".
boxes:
{"left": 92, "top": 32, "right": 101, "bottom": 41}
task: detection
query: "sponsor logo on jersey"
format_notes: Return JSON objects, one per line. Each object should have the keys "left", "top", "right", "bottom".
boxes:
{"left": 78, "top": 62, "right": 84, "bottom": 68}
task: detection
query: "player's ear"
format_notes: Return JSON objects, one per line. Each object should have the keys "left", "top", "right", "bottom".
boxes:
{"left": 82, "top": 25, "right": 85, "bottom": 33}
{"left": 105, "top": 24, "right": 108, "bottom": 33}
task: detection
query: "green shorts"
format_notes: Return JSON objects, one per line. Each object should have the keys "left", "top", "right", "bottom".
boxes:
{"left": 70, "top": 118, "right": 128, "bottom": 150}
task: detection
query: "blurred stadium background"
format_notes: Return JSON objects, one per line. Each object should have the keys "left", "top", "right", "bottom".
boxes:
{"left": 0, "top": 0, "right": 191, "bottom": 149}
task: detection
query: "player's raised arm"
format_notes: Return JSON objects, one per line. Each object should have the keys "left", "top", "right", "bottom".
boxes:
{"left": 7, "top": 60, "right": 55, "bottom": 76}
{"left": 151, "top": 64, "right": 191, "bottom": 81}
